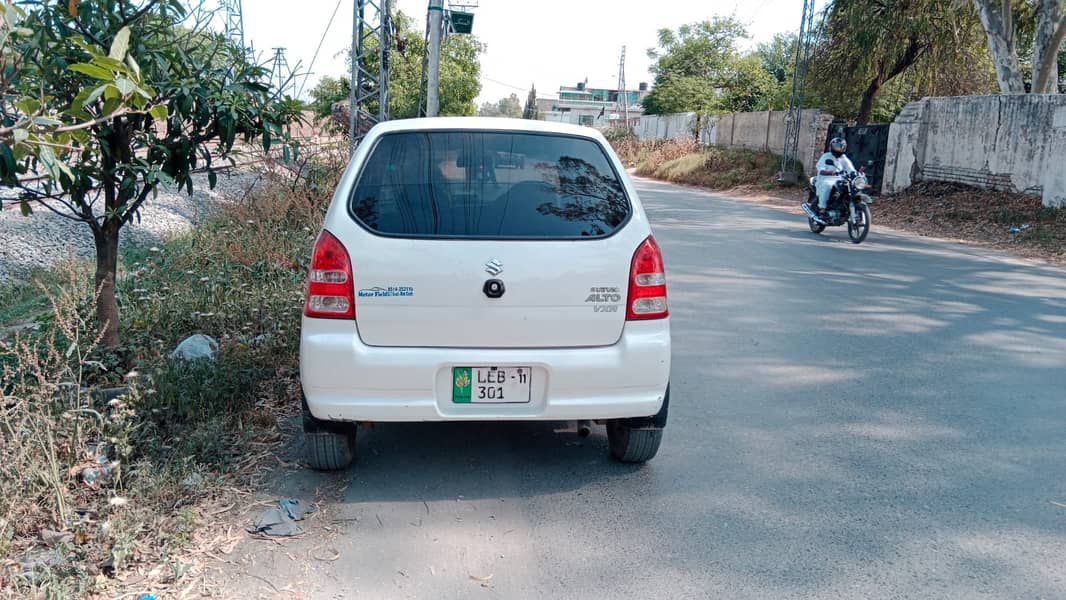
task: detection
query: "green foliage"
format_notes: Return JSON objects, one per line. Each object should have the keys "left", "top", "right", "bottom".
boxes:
{"left": 308, "top": 74, "right": 350, "bottom": 121}
{"left": 809, "top": 0, "right": 995, "bottom": 123}
{"left": 0, "top": 167, "right": 330, "bottom": 595}
{"left": 642, "top": 75, "right": 721, "bottom": 114}
{"left": 523, "top": 84, "right": 538, "bottom": 120}
{"left": 1, "top": 0, "right": 302, "bottom": 346}
{"left": 351, "top": 10, "right": 482, "bottom": 118}
{"left": 720, "top": 54, "right": 779, "bottom": 112}
{"left": 642, "top": 17, "right": 783, "bottom": 115}
{"left": 479, "top": 93, "right": 522, "bottom": 118}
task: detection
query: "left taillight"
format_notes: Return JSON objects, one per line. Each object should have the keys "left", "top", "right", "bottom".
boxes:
{"left": 304, "top": 230, "right": 354, "bottom": 319}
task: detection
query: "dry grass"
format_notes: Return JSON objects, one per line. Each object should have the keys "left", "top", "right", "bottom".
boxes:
{"left": 877, "top": 181, "right": 1065, "bottom": 264}
{"left": 610, "top": 137, "right": 793, "bottom": 191}
{"left": 610, "top": 137, "right": 796, "bottom": 191}
{"left": 0, "top": 146, "right": 346, "bottom": 598}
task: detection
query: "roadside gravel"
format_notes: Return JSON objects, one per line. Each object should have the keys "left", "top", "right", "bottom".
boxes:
{"left": 0, "top": 171, "right": 260, "bottom": 284}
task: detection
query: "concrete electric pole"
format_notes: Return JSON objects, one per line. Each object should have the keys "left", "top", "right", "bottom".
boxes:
{"left": 617, "top": 46, "right": 629, "bottom": 129}
{"left": 426, "top": 0, "right": 444, "bottom": 117}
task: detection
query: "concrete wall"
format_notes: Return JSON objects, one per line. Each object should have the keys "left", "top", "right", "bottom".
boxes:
{"left": 634, "top": 109, "right": 835, "bottom": 176}
{"left": 635, "top": 112, "right": 698, "bottom": 141}
{"left": 697, "top": 109, "right": 834, "bottom": 176}
{"left": 883, "top": 95, "right": 1066, "bottom": 207}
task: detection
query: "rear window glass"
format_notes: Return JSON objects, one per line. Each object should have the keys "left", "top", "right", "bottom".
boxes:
{"left": 349, "top": 131, "right": 630, "bottom": 238}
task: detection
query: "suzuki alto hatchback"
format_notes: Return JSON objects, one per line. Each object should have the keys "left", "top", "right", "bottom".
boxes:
{"left": 300, "top": 118, "right": 671, "bottom": 469}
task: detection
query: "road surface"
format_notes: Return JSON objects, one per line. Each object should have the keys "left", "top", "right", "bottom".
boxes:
{"left": 212, "top": 178, "right": 1066, "bottom": 599}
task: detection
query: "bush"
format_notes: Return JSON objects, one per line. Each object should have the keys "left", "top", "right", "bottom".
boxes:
{"left": 0, "top": 148, "right": 341, "bottom": 596}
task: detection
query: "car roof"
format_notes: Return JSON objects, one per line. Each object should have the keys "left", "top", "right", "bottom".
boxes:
{"left": 368, "top": 117, "right": 607, "bottom": 140}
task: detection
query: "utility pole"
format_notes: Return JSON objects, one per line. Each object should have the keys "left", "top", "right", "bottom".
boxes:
{"left": 221, "top": 0, "right": 250, "bottom": 58}
{"left": 779, "top": 0, "right": 817, "bottom": 184}
{"left": 349, "top": 0, "right": 392, "bottom": 153}
{"left": 617, "top": 46, "right": 628, "bottom": 129}
{"left": 270, "top": 48, "right": 294, "bottom": 97}
{"left": 426, "top": 0, "right": 444, "bottom": 117}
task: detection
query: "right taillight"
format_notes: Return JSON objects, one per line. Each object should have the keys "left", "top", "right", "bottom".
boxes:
{"left": 626, "top": 235, "right": 669, "bottom": 320}
{"left": 304, "top": 230, "right": 355, "bottom": 319}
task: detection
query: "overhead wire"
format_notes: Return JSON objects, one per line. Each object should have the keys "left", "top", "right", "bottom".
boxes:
{"left": 297, "top": 0, "right": 346, "bottom": 98}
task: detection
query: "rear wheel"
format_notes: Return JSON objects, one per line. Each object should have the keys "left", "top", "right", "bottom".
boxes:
{"left": 606, "top": 387, "right": 668, "bottom": 463}
{"left": 302, "top": 395, "right": 356, "bottom": 471}
{"left": 607, "top": 423, "right": 663, "bottom": 463}
{"left": 848, "top": 203, "right": 871, "bottom": 243}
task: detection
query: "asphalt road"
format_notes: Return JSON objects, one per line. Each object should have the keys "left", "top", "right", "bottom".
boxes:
{"left": 215, "top": 178, "right": 1066, "bottom": 599}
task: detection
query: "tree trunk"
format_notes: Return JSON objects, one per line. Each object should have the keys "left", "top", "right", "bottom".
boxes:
{"left": 93, "top": 222, "right": 120, "bottom": 348}
{"left": 856, "top": 40, "right": 924, "bottom": 125}
{"left": 856, "top": 78, "right": 883, "bottom": 125}
{"left": 1031, "top": 0, "right": 1066, "bottom": 93}
{"left": 973, "top": 0, "right": 1026, "bottom": 93}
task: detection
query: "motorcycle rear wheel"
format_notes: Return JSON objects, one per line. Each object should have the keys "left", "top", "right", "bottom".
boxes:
{"left": 848, "top": 204, "right": 871, "bottom": 243}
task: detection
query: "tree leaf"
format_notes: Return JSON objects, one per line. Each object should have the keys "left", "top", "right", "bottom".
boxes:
{"left": 69, "top": 63, "right": 114, "bottom": 81}
{"left": 0, "top": 144, "right": 16, "bottom": 179}
{"left": 114, "top": 78, "right": 137, "bottom": 97}
{"left": 93, "top": 56, "right": 128, "bottom": 73}
{"left": 38, "top": 145, "right": 60, "bottom": 180}
{"left": 126, "top": 54, "right": 141, "bottom": 79}
{"left": 109, "top": 26, "right": 131, "bottom": 61}
{"left": 32, "top": 116, "right": 63, "bottom": 127}
{"left": 207, "top": 169, "right": 217, "bottom": 189}
{"left": 68, "top": 0, "right": 78, "bottom": 18}
{"left": 13, "top": 128, "right": 29, "bottom": 144}
{"left": 86, "top": 84, "right": 109, "bottom": 106}
{"left": 20, "top": 198, "right": 32, "bottom": 216}
{"left": 149, "top": 104, "right": 168, "bottom": 121}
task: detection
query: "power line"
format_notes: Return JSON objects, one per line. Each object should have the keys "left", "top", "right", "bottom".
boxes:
{"left": 298, "top": 0, "right": 346, "bottom": 98}
{"left": 481, "top": 75, "right": 529, "bottom": 92}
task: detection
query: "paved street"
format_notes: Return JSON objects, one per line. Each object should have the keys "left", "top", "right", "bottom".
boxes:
{"left": 217, "top": 178, "right": 1066, "bottom": 599}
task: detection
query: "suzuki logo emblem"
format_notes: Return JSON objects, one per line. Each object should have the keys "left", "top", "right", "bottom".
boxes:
{"left": 485, "top": 258, "right": 503, "bottom": 276}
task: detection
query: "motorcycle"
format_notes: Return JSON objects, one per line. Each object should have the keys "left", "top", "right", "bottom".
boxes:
{"left": 801, "top": 170, "right": 872, "bottom": 244}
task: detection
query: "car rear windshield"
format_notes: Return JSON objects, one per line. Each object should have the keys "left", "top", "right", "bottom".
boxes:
{"left": 349, "top": 131, "right": 631, "bottom": 239}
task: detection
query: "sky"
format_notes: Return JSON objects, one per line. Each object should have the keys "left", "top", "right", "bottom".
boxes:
{"left": 235, "top": 0, "right": 810, "bottom": 104}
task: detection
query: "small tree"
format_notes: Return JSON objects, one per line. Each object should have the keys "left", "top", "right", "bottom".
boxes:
{"left": 497, "top": 93, "right": 522, "bottom": 118}
{"left": 3, "top": 1, "right": 300, "bottom": 348}
{"left": 522, "top": 85, "right": 538, "bottom": 120}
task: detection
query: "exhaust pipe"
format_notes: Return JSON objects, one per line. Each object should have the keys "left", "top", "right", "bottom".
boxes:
{"left": 576, "top": 420, "right": 592, "bottom": 438}
{"left": 802, "top": 203, "right": 826, "bottom": 224}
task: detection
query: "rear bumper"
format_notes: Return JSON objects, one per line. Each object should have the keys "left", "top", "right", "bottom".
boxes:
{"left": 300, "top": 318, "right": 671, "bottom": 422}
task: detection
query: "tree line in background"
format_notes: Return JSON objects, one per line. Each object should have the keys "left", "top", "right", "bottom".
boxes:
{"left": 635, "top": 1, "right": 1066, "bottom": 125}
{"left": 309, "top": 11, "right": 482, "bottom": 123}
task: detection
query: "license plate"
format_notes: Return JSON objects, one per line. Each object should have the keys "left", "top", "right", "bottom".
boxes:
{"left": 453, "top": 366, "right": 531, "bottom": 404}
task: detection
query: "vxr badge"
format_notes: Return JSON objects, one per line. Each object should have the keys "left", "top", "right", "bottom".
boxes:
{"left": 485, "top": 258, "right": 503, "bottom": 276}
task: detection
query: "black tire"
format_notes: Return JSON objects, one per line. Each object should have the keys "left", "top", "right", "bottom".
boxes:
{"left": 305, "top": 430, "right": 355, "bottom": 471}
{"left": 848, "top": 203, "right": 871, "bottom": 244}
{"left": 302, "top": 395, "right": 356, "bottom": 471}
{"left": 606, "top": 422, "right": 663, "bottom": 463}
{"left": 808, "top": 217, "right": 826, "bottom": 234}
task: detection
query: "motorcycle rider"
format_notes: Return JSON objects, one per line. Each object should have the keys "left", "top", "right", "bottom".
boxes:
{"left": 814, "top": 138, "right": 856, "bottom": 219}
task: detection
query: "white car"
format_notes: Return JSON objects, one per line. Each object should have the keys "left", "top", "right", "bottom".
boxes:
{"left": 300, "top": 117, "right": 671, "bottom": 469}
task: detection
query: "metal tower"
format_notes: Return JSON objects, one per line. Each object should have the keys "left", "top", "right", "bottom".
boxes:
{"left": 779, "top": 0, "right": 817, "bottom": 183}
{"left": 350, "top": 0, "right": 392, "bottom": 151}
{"left": 617, "top": 46, "right": 629, "bottom": 128}
{"left": 220, "top": 0, "right": 251, "bottom": 57}
{"left": 270, "top": 48, "right": 295, "bottom": 97}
